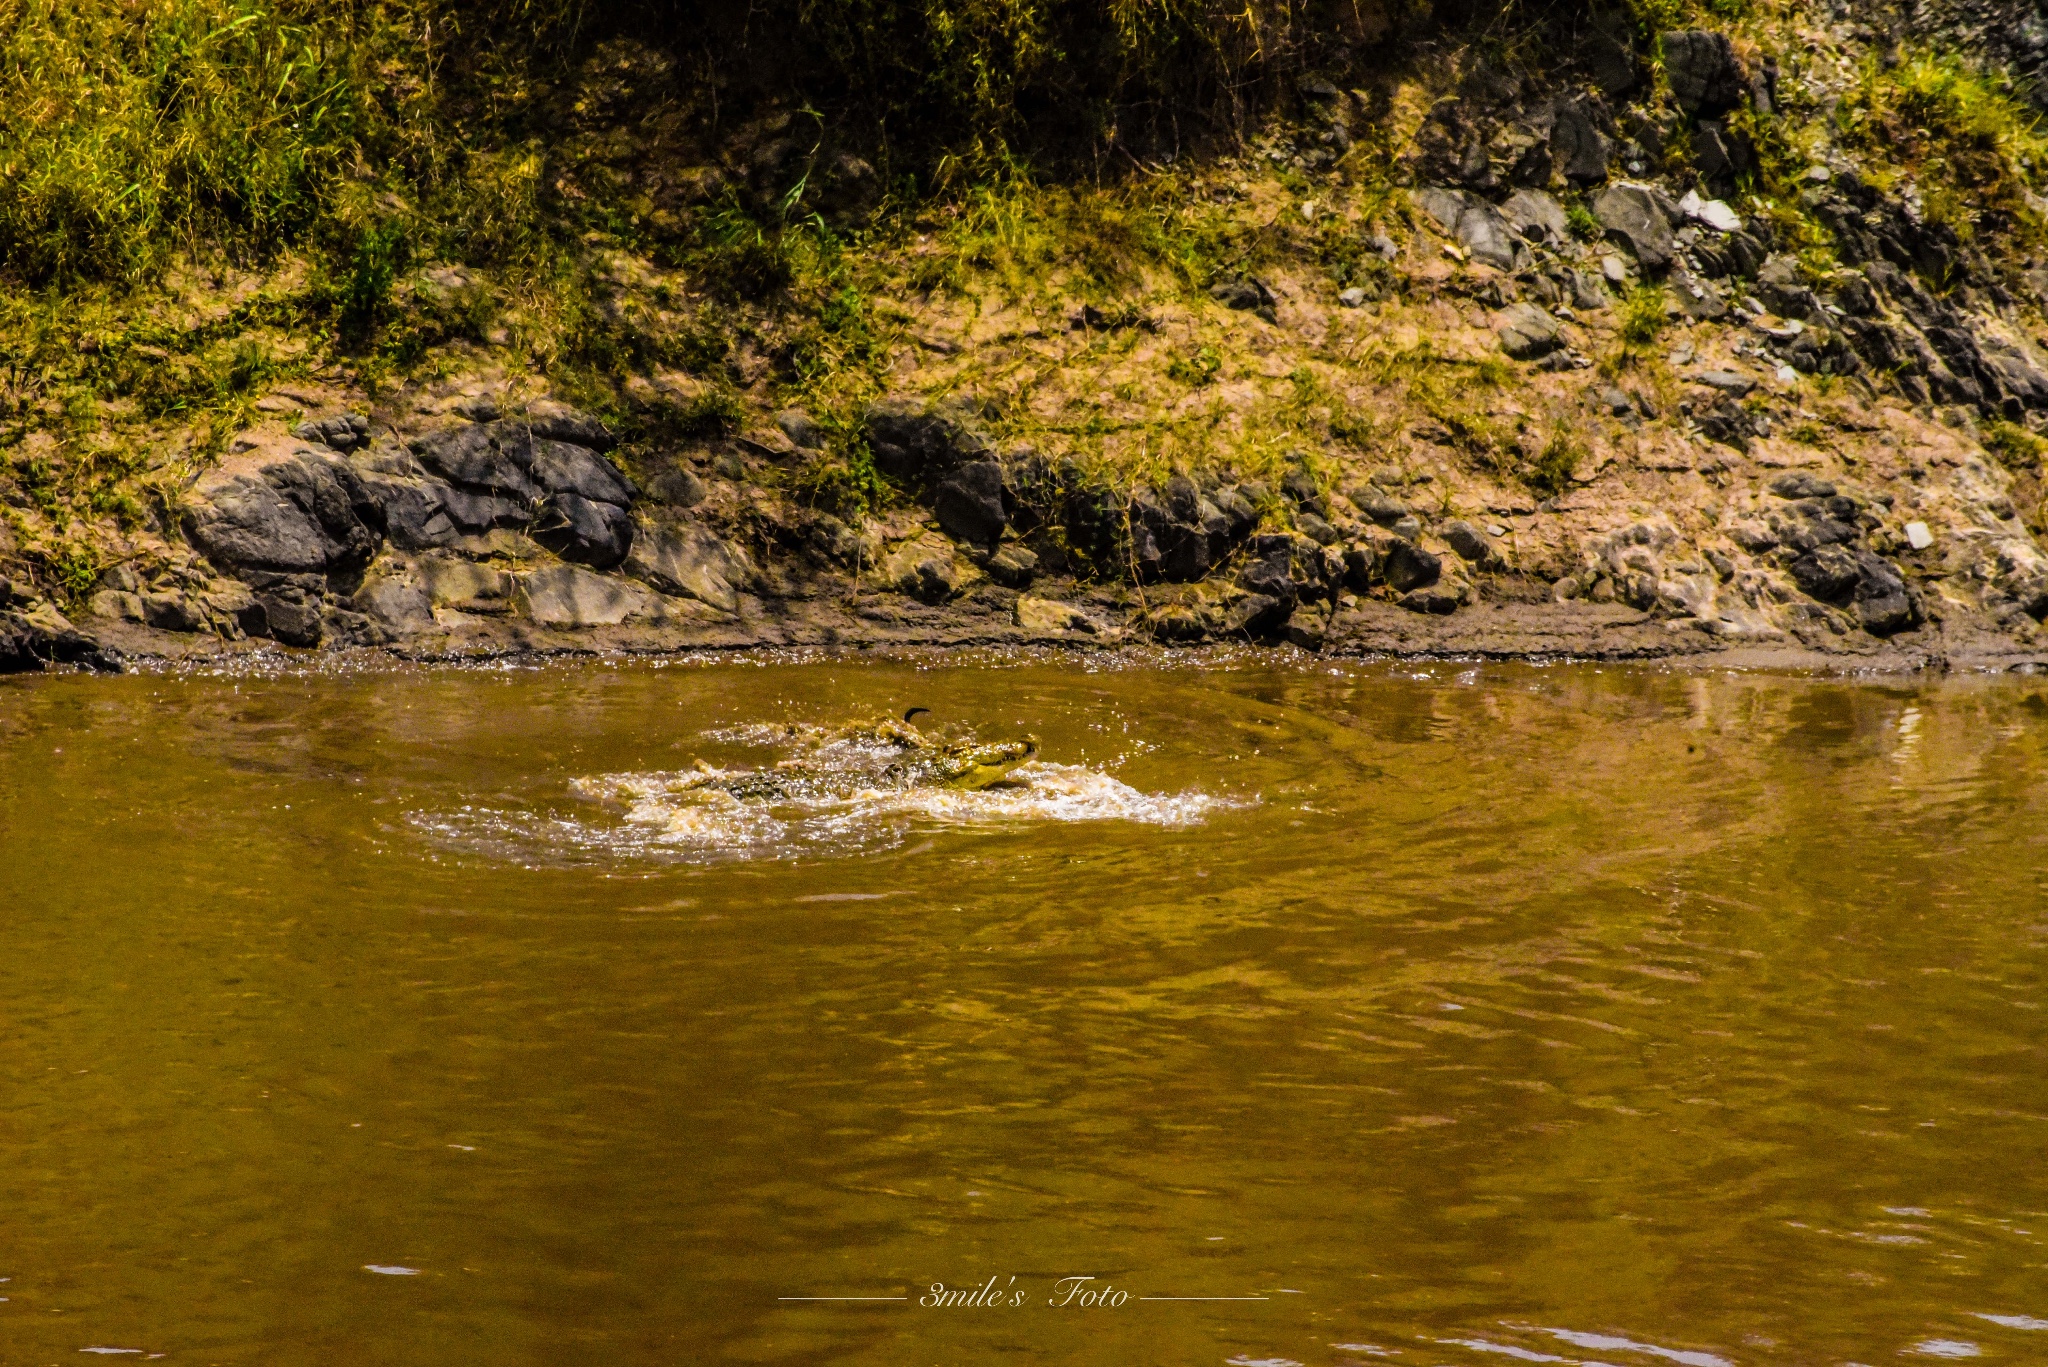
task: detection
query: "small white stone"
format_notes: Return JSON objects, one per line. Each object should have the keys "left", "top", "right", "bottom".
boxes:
{"left": 1698, "top": 199, "right": 1745, "bottom": 233}
{"left": 1777, "top": 365, "right": 1798, "bottom": 382}
{"left": 1906, "top": 521, "right": 1935, "bottom": 550}
{"left": 1601, "top": 255, "right": 1628, "bottom": 284}
{"left": 1487, "top": 524, "right": 1509, "bottom": 537}
{"left": 1337, "top": 287, "right": 1367, "bottom": 307}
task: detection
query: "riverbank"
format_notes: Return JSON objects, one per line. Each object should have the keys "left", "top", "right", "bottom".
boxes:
{"left": 10, "top": 4, "right": 2048, "bottom": 675}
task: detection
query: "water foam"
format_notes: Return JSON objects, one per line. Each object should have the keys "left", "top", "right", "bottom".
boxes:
{"left": 417, "top": 761, "right": 1237, "bottom": 865}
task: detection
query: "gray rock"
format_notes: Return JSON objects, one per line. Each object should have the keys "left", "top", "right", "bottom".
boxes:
{"left": 1296, "top": 511, "right": 1340, "bottom": 545}
{"left": 351, "top": 574, "right": 434, "bottom": 630}
{"left": 87, "top": 589, "right": 145, "bottom": 623}
{"left": 1443, "top": 520, "right": 1491, "bottom": 563}
{"left": 519, "top": 564, "right": 648, "bottom": 628}
{"left": 418, "top": 558, "right": 515, "bottom": 608}
{"left": 1789, "top": 544, "right": 1862, "bottom": 602}
{"left": 183, "top": 450, "right": 384, "bottom": 579}
{"left": 1502, "top": 189, "right": 1569, "bottom": 244}
{"left": 776, "top": 408, "right": 828, "bottom": 450}
{"left": 1498, "top": 303, "right": 1564, "bottom": 360}
{"left": 1691, "top": 369, "right": 1757, "bottom": 396}
{"left": 1357, "top": 493, "right": 1408, "bottom": 527}
{"left": 1692, "top": 120, "right": 1752, "bottom": 190}
{"left": 1661, "top": 30, "right": 1747, "bottom": 118}
{"left": 141, "top": 591, "right": 204, "bottom": 633}
{"left": 932, "top": 460, "right": 1008, "bottom": 545}
{"left": 361, "top": 477, "right": 463, "bottom": 551}
{"left": 1570, "top": 270, "right": 1611, "bottom": 310}
{"left": 532, "top": 441, "right": 635, "bottom": 506}
{"left": 525, "top": 402, "right": 615, "bottom": 451}
{"left": 1550, "top": 101, "right": 1612, "bottom": 185}
{"left": 531, "top": 493, "right": 635, "bottom": 568}
{"left": 203, "top": 583, "right": 266, "bottom": 638}
{"left": 1283, "top": 619, "right": 1326, "bottom": 651}
{"left": 411, "top": 421, "right": 540, "bottom": 499}
{"left": 257, "top": 592, "right": 322, "bottom": 646}
{"left": 863, "top": 397, "right": 993, "bottom": 482}
{"left": 1770, "top": 472, "right": 1837, "bottom": 499}
{"left": 1399, "top": 586, "right": 1461, "bottom": 615}
{"left": 1411, "top": 188, "right": 1523, "bottom": 271}
{"left": 1237, "top": 536, "right": 1300, "bottom": 610}
{"left": 1592, "top": 183, "right": 1677, "bottom": 269}
{"left": 1343, "top": 543, "right": 1377, "bottom": 592}
{"left": 292, "top": 412, "right": 370, "bottom": 452}
{"left": 1382, "top": 539, "right": 1443, "bottom": 593}
{"left": 985, "top": 544, "right": 1039, "bottom": 589}
{"left": 437, "top": 485, "right": 529, "bottom": 534}
{"left": 622, "top": 523, "right": 749, "bottom": 613}
{"left": 1223, "top": 592, "right": 1292, "bottom": 638}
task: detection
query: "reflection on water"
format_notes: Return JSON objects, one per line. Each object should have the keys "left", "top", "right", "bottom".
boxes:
{"left": 3, "top": 652, "right": 2048, "bottom": 1365}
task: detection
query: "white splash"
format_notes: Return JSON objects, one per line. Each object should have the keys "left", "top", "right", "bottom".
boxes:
{"left": 419, "top": 761, "right": 1237, "bottom": 865}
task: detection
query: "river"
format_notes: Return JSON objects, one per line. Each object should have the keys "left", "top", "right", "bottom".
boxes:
{"left": 3, "top": 652, "right": 2046, "bottom": 1364}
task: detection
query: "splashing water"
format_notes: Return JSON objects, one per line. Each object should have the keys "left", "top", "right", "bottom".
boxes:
{"left": 415, "top": 746, "right": 1238, "bottom": 865}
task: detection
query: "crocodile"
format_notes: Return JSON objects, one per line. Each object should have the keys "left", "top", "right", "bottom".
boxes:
{"left": 680, "top": 735, "right": 1040, "bottom": 801}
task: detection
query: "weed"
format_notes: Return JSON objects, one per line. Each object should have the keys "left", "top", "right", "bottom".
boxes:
{"left": 1618, "top": 285, "right": 1668, "bottom": 347}
{"left": 1525, "top": 427, "right": 1581, "bottom": 498}
{"left": 1167, "top": 346, "right": 1223, "bottom": 386}
{"left": 1984, "top": 419, "right": 2048, "bottom": 468}
{"left": 1564, "top": 198, "right": 1602, "bottom": 242}
{"left": 673, "top": 387, "right": 746, "bottom": 438}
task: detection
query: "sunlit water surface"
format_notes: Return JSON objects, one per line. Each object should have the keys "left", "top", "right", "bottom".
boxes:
{"left": 3, "top": 652, "right": 2047, "bottom": 1365}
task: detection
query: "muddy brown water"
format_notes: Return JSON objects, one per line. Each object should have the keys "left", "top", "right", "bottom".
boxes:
{"left": 4, "top": 652, "right": 2047, "bottom": 1366}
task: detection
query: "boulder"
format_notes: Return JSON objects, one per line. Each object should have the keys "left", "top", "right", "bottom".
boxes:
{"left": 932, "top": 460, "right": 1008, "bottom": 545}
{"left": 531, "top": 441, "right": 635, "bottom": 505}
{"left": 1549, "top": 100, "right": 1613, "bottom": 185}
{"left": 292, "top": 412, "right": 370, "bottom": 452}
{"left": 985, "top": 544, "right": 1039, "bottom": 589}
{"left": 1412, "top": 188, "right": 1523, "bottom": 271}
{"left": 525, "top": 402, "right": 615, "bottom": 451}
{"left": 351, "top": 573, "right": 435, "bottom": 630}
{"left": 1661, "top": 30, "right": 1747, "bottom": 118}
{"left": 410, "top": 421, "right": 540, "bottom": 500}
{"left": 183, "top": 449, "right": 384, "bottom": 580}
{"left": 1237, "top": 535, "right": 1301, "bottom": 610}
{"left": 1382, "top": 539, "right": 1443, "bottom": 593}
{"left": 362, "top": 477, "right": 464, "bottom": 551}
{"left": 1770, "top": 472, "right": 1836, "bottom": 499}
{"left": 532, "top": 491, "right": 636, "bottom": 568}
{"left": 1592, "top": 183, "right": 1677, "bottom": 269}
{"left": 87, "top": 590, "right": 145, "bottom": 623}
{"left": 0, "top": 607, "right": 117, "bottom": 673}
{"left": 519, "top": 564, "right": 650, "bottom": 628}
{"left": 863, "top": 398, "right": 993, "bottom": 483}
{"left": 622, "top": 523, "right": 750, "bottom": 613}
{"left": 1498, "top": 303, "right": 1565, "bottom": 360}
{"left": 1443, "top": 521, "right": 1492, "bottom": 563}
{"left": 141, "top": 592, "right": 204, "bottom": 633}
{"left": 1015, "top": 596, "right": 1100, "bottom": 634}
{"left": 1502, "top": 189, "right": 1569, "bottom": 245}
{"left": 418, "top": 558, "right": 516, "bottom": 609}
{"left": 257, "top": 590, "right": 322, "bottom": 647}
{"left": 1222, "top": 592, "right": 1293, "bottom": 638}
{"left": 1399, "top": 586, "right": 1462, "bottom": 615}
{"left": 776, "top": 409, "right": 828, "bottom": 450}
{"left": 1692, "top": 120, "right": 1752, "bottom": 192}
{"left": 203, "top": 583, "right": 267, "bottom": 638}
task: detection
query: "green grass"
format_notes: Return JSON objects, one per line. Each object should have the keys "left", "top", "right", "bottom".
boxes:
{"left": 1839, "top": 49, "right": 2048, "bottom": 251}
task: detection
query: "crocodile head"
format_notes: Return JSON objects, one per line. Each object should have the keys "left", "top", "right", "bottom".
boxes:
{"left": 929, "top": 737, "right": 1039, "bottom": 790}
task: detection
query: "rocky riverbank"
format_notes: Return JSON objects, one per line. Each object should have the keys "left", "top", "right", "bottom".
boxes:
{"left": 9, "top": 6, "right": 2048, "bottom": 676}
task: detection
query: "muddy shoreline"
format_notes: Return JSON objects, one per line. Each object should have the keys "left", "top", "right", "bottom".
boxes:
{"left": 27, "top": 591, "right": 2048, "bottom": 678}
